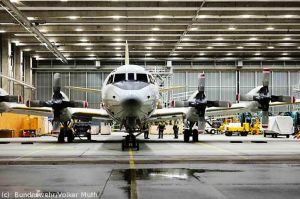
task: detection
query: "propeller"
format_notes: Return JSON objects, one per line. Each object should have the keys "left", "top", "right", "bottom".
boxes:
{"left": 172, "top": 73, "right": 231, "bottom": 132}
{"left": 238, "top": 68, "right": 295, "bottom": 129}
{"left": 26, "top": 73, "right": 88, "bottom": 132}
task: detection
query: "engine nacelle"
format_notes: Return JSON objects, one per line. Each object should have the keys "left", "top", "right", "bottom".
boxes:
{"left": 0, "top": 95, "right": 22, "bottom": 103}
{"left": 69, "top": 100, "right": 89, "bottom": 108}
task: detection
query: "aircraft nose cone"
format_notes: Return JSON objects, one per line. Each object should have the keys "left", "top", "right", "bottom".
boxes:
{"left": 121, "top": 98, "right": 142, "bottom": 109}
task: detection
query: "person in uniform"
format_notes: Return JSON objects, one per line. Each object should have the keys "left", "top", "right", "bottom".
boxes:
{"left": 158, "top": 122, "right": 166, "bottom": 139}
{"left": 173, "top": 121, "right": 179, "bottom": 139}
{"left": 143, "top": 123, "right": 149, "bottom": 139}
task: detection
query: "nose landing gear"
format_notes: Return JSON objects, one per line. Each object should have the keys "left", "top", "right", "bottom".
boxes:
{"left": 122, "top": 134, "right": 140, "bottom": 151}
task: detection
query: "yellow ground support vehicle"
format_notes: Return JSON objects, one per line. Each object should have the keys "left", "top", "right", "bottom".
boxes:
{"left": 224, "top": 123, "right": 250, "bottom": 136}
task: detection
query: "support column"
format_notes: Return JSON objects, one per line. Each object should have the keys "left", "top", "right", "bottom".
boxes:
{"left": 13, "top": 46, "right": 22, "bottom": 95}
{"left": 1, "top": 35, "right": 12, "bottom": 93}
{"left": 24, "top": 54, "right": 32, "bottom": 100}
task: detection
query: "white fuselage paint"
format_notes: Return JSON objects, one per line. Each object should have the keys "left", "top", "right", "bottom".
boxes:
{"left": 101, "top": 65, "right": 160, "bottom": 124}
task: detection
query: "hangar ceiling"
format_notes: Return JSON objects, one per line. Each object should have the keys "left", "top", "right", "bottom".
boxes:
{"left": 0, "top": 0, "right": 300, "bottom": 62}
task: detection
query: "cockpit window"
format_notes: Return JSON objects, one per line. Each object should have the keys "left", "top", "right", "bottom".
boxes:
{"left": 136, "top": 73, "right": 148, "bottom": 83}
{"left": 107, "top": 75, "right": 113, "bottom": 84}
{"left": 114, "top": 73, "right": 126, "bottom": 83}
{"left": 128, "top": 73, "right": 134, "bottom": 81}
{"left": 148, "top": 75, "right": 155, "bottom": 84}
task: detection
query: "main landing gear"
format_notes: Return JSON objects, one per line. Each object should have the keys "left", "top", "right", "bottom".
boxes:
{"left": 122, "top": 133, "right": 140, "bottom": 151}
{"left": 58, "top": 121, "right": 74, "bottom": 143}
{"left": 183, "top": 121, "right": 199, "bottom": 142}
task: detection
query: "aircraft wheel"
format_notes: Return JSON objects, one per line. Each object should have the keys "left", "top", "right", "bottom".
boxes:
{"left": 192, "top": 129, "right": 199, "bottom": 142}
{"left": 286, "top": 135, "right": 290, "bottom": 138}
{"left": 225, "top": 132, "right": 232, "bottom": 136}
{"left": 183, "top": 129, "right": 190, "bottom": 142}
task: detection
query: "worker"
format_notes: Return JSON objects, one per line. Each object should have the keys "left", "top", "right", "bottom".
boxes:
{"left": 158, "top": 121, "right": 166, "bottom": 139}
{"left": 143, "top": 123, "right": 149, "bottom": 139}
{"left": 173, "top": 121, "right": 179, "bottom": 139}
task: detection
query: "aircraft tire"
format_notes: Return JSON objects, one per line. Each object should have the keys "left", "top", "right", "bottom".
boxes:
{"left": 184, "top": 129, "right": 190, "bottom": 142}
{"left": 192, "top": 129, "right": 198, "bottom": 142}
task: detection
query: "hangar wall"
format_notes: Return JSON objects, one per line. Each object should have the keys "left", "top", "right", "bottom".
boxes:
{"left": 34, "top": 60, "right": 300, "bottom": 114}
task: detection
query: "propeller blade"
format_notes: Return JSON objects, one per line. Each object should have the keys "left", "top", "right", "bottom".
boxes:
{"left": 271, "top": 95, "right": 295, "bottom": 103}
{"left": 262, "top": 68, "right": 270, "bottom": 87}
{"left": 261, "top": 111, "right": 269, "bottom": 129}
{"left": 52, "top": 120, "right": 61, "bottom": 133}
{"left": 198, "top": 73, "right": 205, "bottom": 93}
{"left": 53, "top": 73, "right": 61, "bottom": 93}
{"left": 198, "top": 117, "right": 206, "bottom": 131}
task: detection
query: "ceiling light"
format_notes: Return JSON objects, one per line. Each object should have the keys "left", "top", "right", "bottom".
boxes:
{"left": 89, "top": 54, "right": 95, "bottom": 57}
{"left": 146, "top": 47, "right": 152, "bottom": 50}
{"left": 114, "top": 38, "right": 122, "bottom": 41}
{"left": 171, "top": 53, "right": 178, "bottom": 56}
{"left": 39, "top": 28, "right": 47, "bottom": 33}
{"left": 61, "top": 0, "right": 68, "bottom": 1}
{"left": 85, "top": 47, "right": 92, "bottom": 50}
{"left": 228, "top": 27, "right": 236, "bottom": 30}
{"left": 69, "top": 16, "right": 79, "bottom": 20}
{"left": 241, "top": 14, "right": 252, "bottom": 18}
{"left": 176, "top": 46, "right": 183, "bottom": 49}
{"left": 0, "top": 30, "right": 6, "bottom": 33}
{"left": 249, "top": 37, "right": 257, "bottom": 41}
{"left": 283, "top": 37, "right": 291, "bottom": 40}
{"left": 255, "top": 52, "right": 261, "bottom": 56}
{"left": 34, "top": 55, "right": 40, "bottom": 59}
{"left": 197, "top": 15, "right": 207, "bottom": 18}
{"left": 116, "top": 53, "right": 121, "bottom": 56}
{"left": 298, "top": 47, "right": 300, "bottom": 49}
{"left": 237, "top": 46, "right": 244, "bottom": 49}
{"left": 216, "top": 37, "right": 223, "bottom": 41}
{"left": 12, "top": 40, "right": 19, "bottom": 44}
{"left": 284, "top": 14, "right": 294, "bottom": 18}
{"left": 75, "top": 28, "right": 83, "bottom": 31}
{"left": 199, "top": 52, "right": 205, "bottom": 56}
{"left": 23, "top": 48, "right": 31, "bottom": 51}
{"left": 266, "top": 27, "right": 274, "bottom": 30}
{"left": 282, "top": 52, "right": 289, "bottom": 56}
{"left": 115, "top": 47, "right": 121, "bottom": 50}
{"left": 146, "top": 53, "right": 152, "bottom": 56}
{"left": 112, "top": 16, "right": 122, "bottom": 19}
{"left": 207, "top": 46, "right": 213, "bottom": 49}
{"left": 152, "top": 27, "right": 160, "bottom": 31}
{"left": 80, "top": 38, "right": 88, "bottom": 42}
{"left": 182, "top": 38, "right": 190, "bottom": 41}
{"left": 148, "top": 38, "right": 156, "bottom": 41}
{"left": 114, "top": 27, "right": 122, "bottom": 31}
{"left": 227, "top": 53, "right": 233, "bottom": 56}
{"left": 155, "top": 15, "right": 165, "bottom": 19}
{"left": 190, "top": 27, "right": 198, "bottom": 31}
{"left": 27, "top": 17, "right": 35, "bottom": 20}
{"left": 268, "top": 46, "right": 274, "bottom": 49}
{"left": 10, "top": 0, "right": 19, "bottom": 2}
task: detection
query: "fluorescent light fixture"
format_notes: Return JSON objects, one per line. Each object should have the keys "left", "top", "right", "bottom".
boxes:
{"left": 89, "top": 54, "right": 95, "bottom": 57}
{"left": 115, "top": 47, "right": 121, "bottom": 50}
{"left": 176, "top": 46, "right": 183, "bottom": 49}
{"left": 182, "top": 37, "right": 190, "bottom": 41}
{"left": 216, "top": 37, "right": 223, "bottom": 41}
{"left": 152, "top": 27, "right": 160, "bottom": 31}
{"left": 227, "top": 53, "right": 233, "bottom": 56}
{"left": 114, "top": 38, "right": 122, "bottom": 41}
{"left": 146, "top": 53, "right": 152, "bottom": 56}
{"left": 241, "top": 14, "right": 251, "bottom": 18}
{"left": 190, "top": 27, "right": 198, "bottom": 31}
{"left": 146, "top": 47, "right": 152, "bottom": 50}
{"left": 75, "top": 28, "right": 83, "bottom": 31}
{"left": 283, "top": 37, "right": 291, "bottom": 40}
{"left": 69, "top": 16, "right": 79, "bottom": 20}
{"left": 0, "top": 30, "right": 6, "bottom": 33}
{"left": 197, "top": 15, "right": 207, "bottom": 18}
{"left": 207, "top": 46, "right": 213, "bottom": 49}
{"left": 27, "top": 17, "right": 35, "bottom": 20}
{"left": 237, "top": 46, "right": 244, "bottom": 49}
{"left": 254, "top": 53, "right": 261, "bottom": 56}
{"left": 199, "top": 52, "right": 205, "bottom": 56}
{"left": 112, "top": 15, "right": 122, "bottom": 19}
{"left": 228, "top": 27, "right": 236, "bottom": 30}
{"left": 114, "top": 27, "right": 122, "bottom": 31}
{"left": 155, "top": 15, "right": 165, "bottom": 19}
{"left": 23, "top": 48, "right": 31, "bottom": 51}
{"left": 268, "top": 46, "right": 274, "bottom": 49}
{"left": 171, "top": 53, "right": 178, "bottom": 56}
{"left": 148, "top": 38, "right": 156, "bottom": 41}
{"left": 249, "top": 37, "right": 257, "bottom": 40}
{"left": 116, "top": 53, "right": 121, "bottom": 56}
{"left": 80, "top": 38, "right": 88, "bottom": 42}
{"left": 266, "top": 27, "right": 274, "bottom": 30}
{"left": 85, "top": 47, "right": 92, "bottom": 50}
{"left": 282, "top": 52, "right": 288, "bottom": 56}
{"left": 284, "top": 14, "right": 294, "bottom": 18}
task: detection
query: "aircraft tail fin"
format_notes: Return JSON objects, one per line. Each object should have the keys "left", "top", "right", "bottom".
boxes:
{"left": 125, "top": 40, "right": 129, "bottom": 65}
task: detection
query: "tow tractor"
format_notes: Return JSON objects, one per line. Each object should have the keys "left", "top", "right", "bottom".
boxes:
{"left": 72, "top": 121, "right": 92, "bottom": 141}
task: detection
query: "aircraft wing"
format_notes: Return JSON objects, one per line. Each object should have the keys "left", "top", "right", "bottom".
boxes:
{"left": 2, "top": 102, "right": 53, "bottom": 117}
{"left": 68, "top": 107, "right": 111, "bottom": 120}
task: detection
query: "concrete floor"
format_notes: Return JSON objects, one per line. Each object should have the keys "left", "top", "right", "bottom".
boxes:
{"left": 0, "top": 133, "right": 300, "bottom": 199}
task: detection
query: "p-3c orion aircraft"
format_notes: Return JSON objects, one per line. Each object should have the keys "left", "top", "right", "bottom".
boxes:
{"left": 18, "top": 42, "right": 298, "bottom": 150}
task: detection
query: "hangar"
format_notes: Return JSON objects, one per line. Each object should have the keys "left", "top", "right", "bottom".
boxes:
{"left": 0, "top": 0, "right": 300, "bottom": 198}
